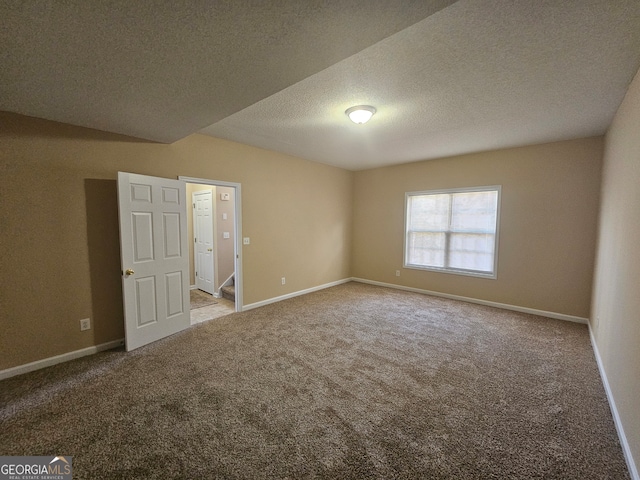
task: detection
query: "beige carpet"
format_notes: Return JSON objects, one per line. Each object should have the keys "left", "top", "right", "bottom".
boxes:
{"left": 190, "top": 288, "right": 217, "bottom": 309}
{"left": 0, "top": 282, "right": 629, "bottom": 479}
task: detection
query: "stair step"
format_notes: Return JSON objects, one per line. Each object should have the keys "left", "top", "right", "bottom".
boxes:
{"left": 221, "top": 285, "right": 235, "bottom": 301}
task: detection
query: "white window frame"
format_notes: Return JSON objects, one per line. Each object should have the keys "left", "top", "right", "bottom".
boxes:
{"left": 404, "top": 186, "right": 501, "bottom": 279}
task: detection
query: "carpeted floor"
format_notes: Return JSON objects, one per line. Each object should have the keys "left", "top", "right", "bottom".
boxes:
{"left": 0, "top": 282, "right": 629, "bottom": 479}
{"left": 190, "top": 288, "right": 217, "bottom": 309}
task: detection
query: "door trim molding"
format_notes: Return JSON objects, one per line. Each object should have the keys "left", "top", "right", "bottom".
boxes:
{"left": 180, "top": 176, "right": 243, "bottom": 312}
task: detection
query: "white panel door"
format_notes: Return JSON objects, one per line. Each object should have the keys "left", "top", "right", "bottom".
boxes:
{"left": 193, "top": 190, "right": 215, "bottom": 295}
{"left": 117, "top": 172, "right": 190, "bottom": 351}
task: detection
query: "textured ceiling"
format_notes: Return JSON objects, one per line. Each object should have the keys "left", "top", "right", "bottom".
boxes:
{"left": 2, "top": 1, "right": 640, "bottom": 170}
{"left": 0, "top": 0, "right": 454, "bottom": 143}
{"left": 201, "top": 0, "right": 640, "bottom": 169}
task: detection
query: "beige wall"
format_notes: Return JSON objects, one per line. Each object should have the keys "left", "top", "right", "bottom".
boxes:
{"left": 215, "top": 186, "right": 236, "bottom": 290}
{"left": 591, "top": 67, "right": 640, "bottom": 474}
{"left": 0, "top": 112, "right": 353, "bottom": 370}
{"left": 352, "top": 137, "right": 603, "bottom": 318}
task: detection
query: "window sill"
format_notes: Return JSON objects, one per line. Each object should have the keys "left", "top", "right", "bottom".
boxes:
{"left": 404, "top": 264, "right": 497, "bottom": 280}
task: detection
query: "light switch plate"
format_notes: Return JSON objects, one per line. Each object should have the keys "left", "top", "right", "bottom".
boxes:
{"left": 243, "top": 237, "right": 250, "bottom": 245}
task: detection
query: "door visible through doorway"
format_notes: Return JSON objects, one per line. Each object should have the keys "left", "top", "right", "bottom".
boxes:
{"left": 193, "top": 190, "right": 214, "bottom": 295}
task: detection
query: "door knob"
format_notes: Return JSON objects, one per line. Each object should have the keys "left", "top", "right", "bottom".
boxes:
{"left": 207, "top": 248, "right": 213, "bottom": 252}
{"left": 125, "top": 269, "right": 135, "bottom": 276}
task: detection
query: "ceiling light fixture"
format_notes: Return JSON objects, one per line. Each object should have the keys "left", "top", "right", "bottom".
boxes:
{"left": 345, "top": 105, "right": 376, "bottom": 124}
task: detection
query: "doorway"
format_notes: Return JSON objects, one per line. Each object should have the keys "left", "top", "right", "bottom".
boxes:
{"left": 181, "top": 177, "right": 243, "bottom": 317}
{"left": 118, "top": 172, "right": 243, "bottom": 351}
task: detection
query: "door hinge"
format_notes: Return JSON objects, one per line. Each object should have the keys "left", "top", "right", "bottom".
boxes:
{"left": 193, "top": 203, "right": 195, "bottom": 209}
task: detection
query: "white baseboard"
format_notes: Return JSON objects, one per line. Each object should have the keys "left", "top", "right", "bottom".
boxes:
{"left": 351, "top": 278, "right": 589, "bottom": 324}
{"left": 589, "top": 327, "right": 639, "bottom": 480}
{"left": 243, "top": 278, "right": 352, "bottom": 311}
{"left": 244, "top": 277, "right": 589, "bottom": 324}
{"left": 190, "top": 285, "right": 198, "bottom": 290}
{"left": 0, "top": 339, "right": 125, "bottom": 381}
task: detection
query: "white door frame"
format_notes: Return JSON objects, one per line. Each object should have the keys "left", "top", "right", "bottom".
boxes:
{"left": 180, "top": 176, "right": 243, "bottom": 312}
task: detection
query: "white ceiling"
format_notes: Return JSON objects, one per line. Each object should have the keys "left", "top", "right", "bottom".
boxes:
{"left": 2, "top": 1, "right": 640, "bottom": 170}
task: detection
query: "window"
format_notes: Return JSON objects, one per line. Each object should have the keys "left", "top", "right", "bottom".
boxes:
{"left": 404, "top": 186, "right": 500, "bottom": 278}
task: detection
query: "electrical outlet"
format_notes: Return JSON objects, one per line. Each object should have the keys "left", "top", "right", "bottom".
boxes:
{"left": 80, "top": 318, "right": 91, "bottom": 331}
{"left": 396, "top": 270, "right": 400, "bottom": 277}
{"left": 281, "top": 277, "right": 286, "bottom": 285}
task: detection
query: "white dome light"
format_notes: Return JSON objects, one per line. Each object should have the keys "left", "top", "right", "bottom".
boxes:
{"left": 345, "top": 105, "right": 376, "bottom": 124}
